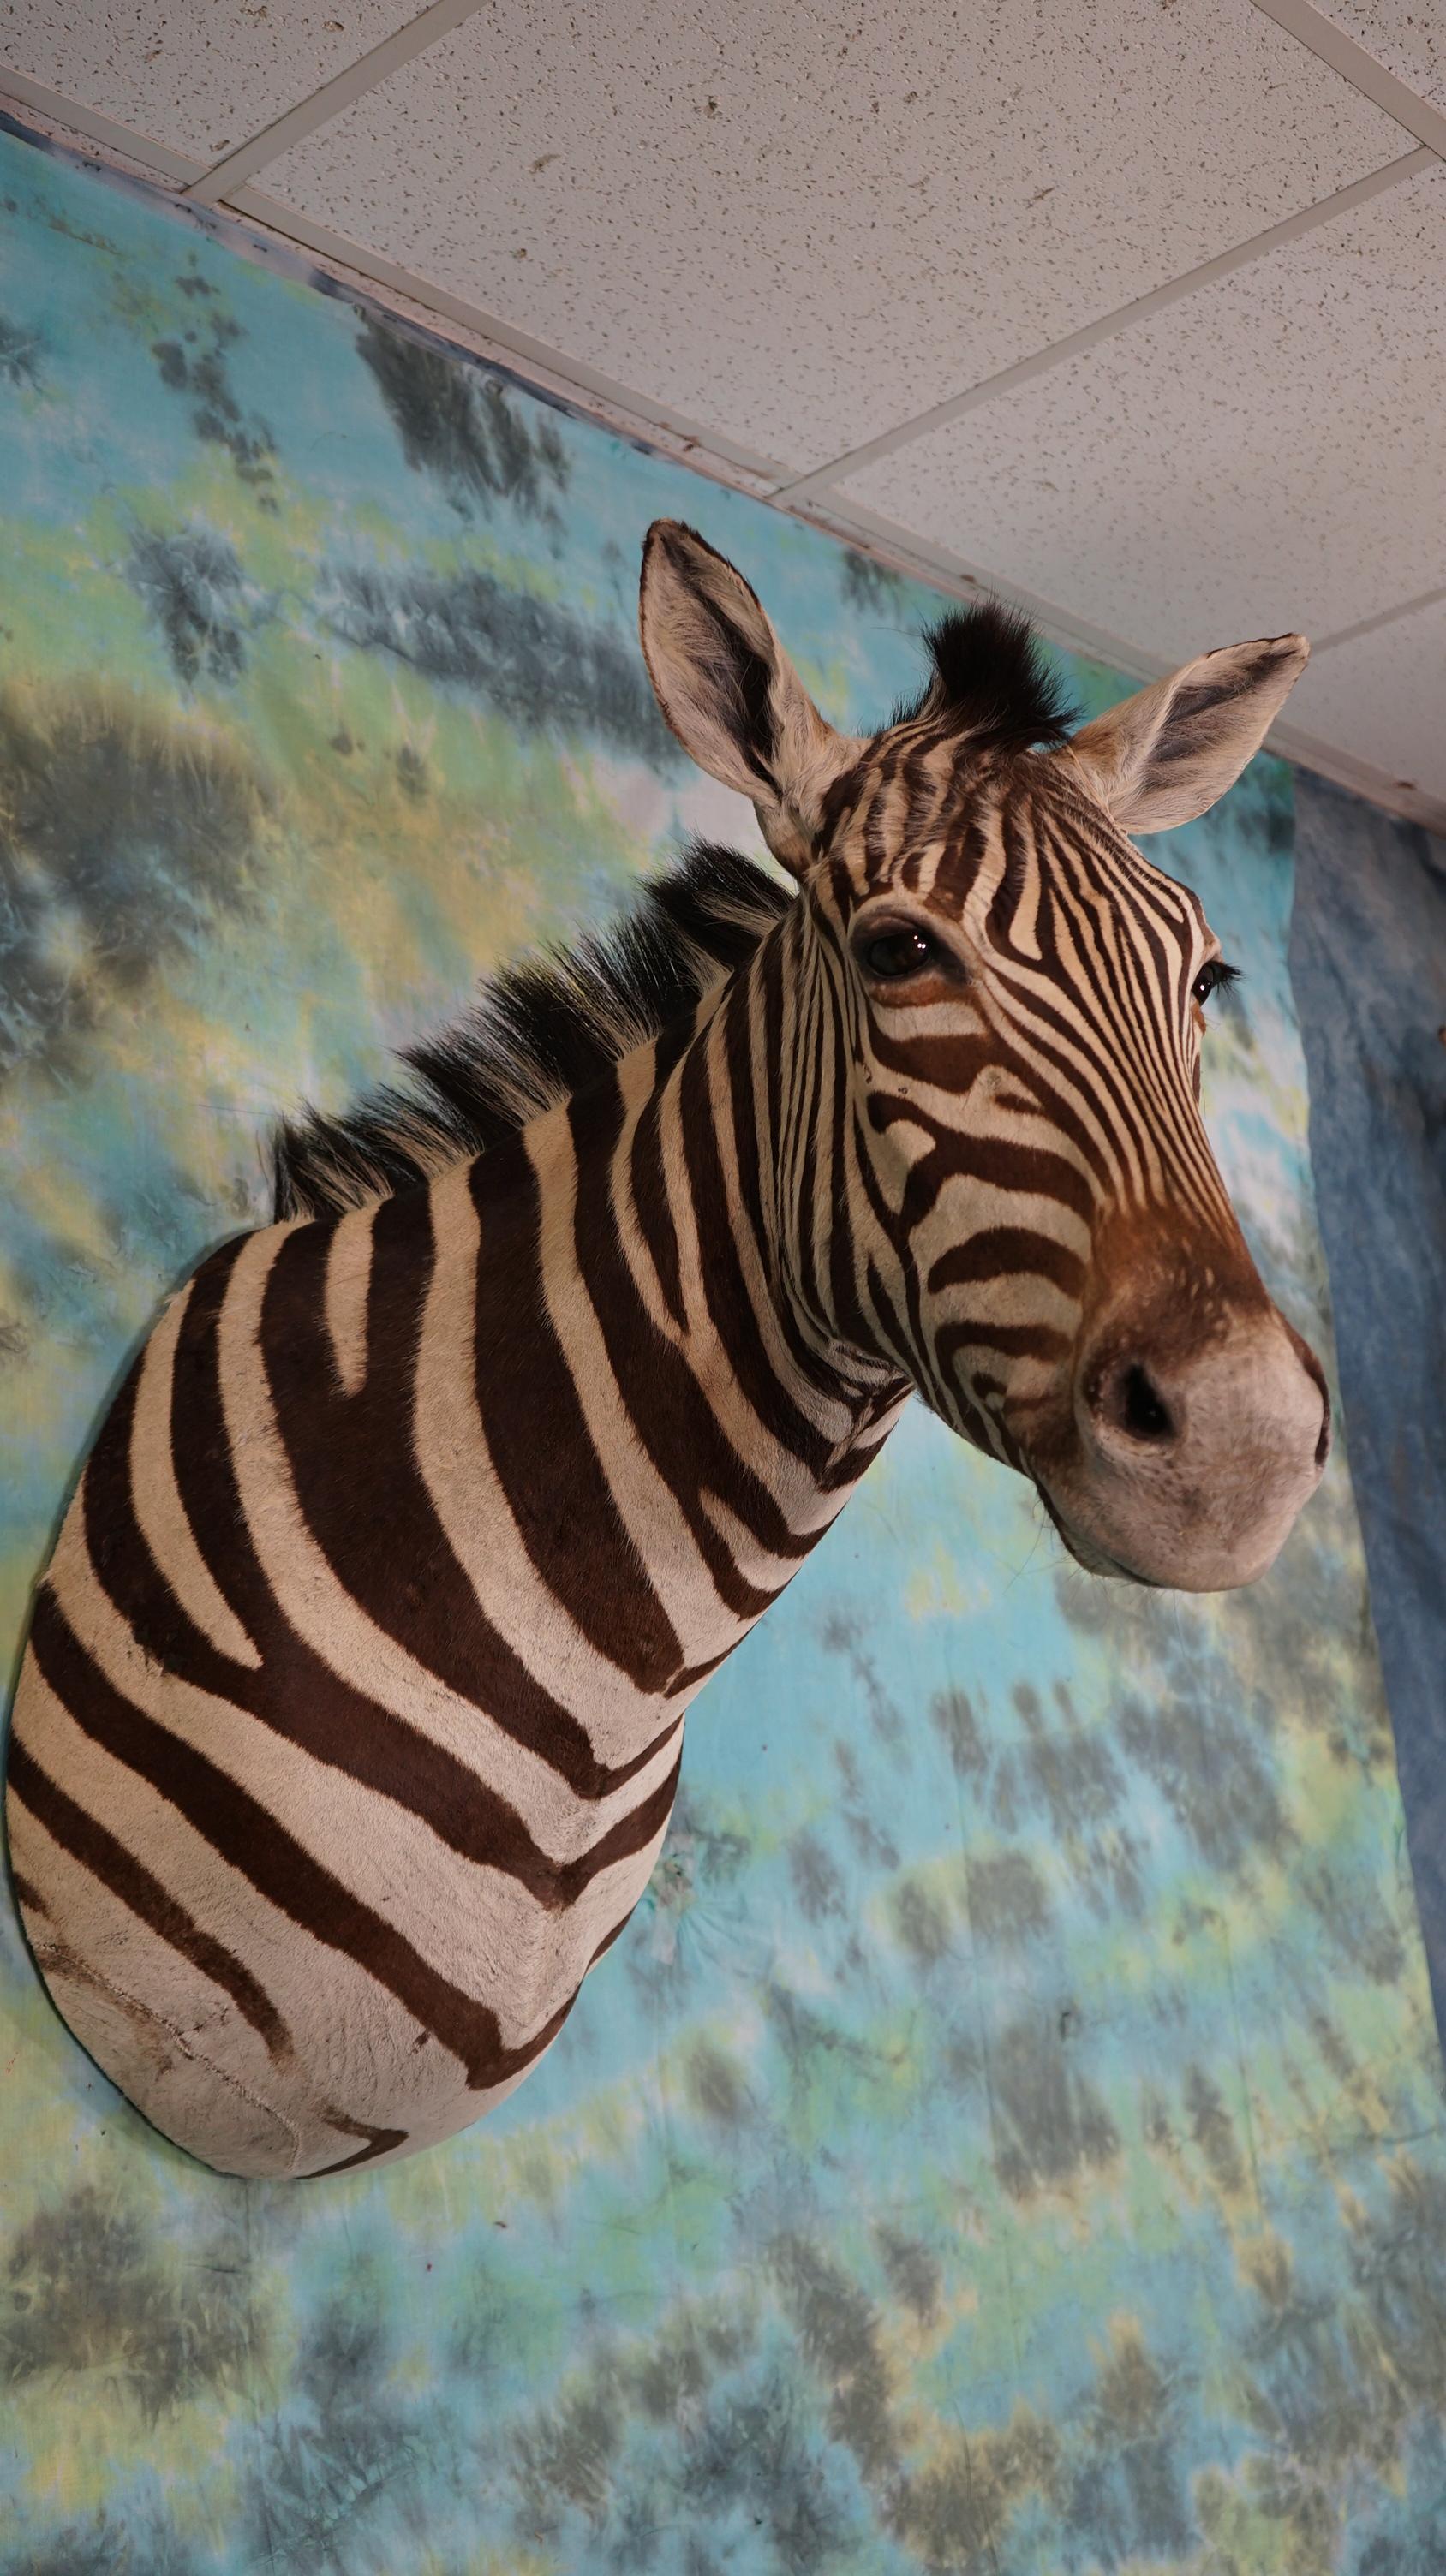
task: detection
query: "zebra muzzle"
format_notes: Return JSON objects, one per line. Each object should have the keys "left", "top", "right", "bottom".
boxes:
{"left": 1049, "top": 1307, "right": 1331, "bottom": 1593}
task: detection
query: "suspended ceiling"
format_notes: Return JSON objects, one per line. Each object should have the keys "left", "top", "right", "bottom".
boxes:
{"left": 3, "top": 0, "right": 1443, "bottom": 829}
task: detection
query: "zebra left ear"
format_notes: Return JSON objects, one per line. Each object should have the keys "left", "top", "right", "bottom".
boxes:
{"left": 1061, "top": 634, "right": 1310, "bottom": 833}
{"left": 640, "top": 520, "right": 858, "bottom": 875}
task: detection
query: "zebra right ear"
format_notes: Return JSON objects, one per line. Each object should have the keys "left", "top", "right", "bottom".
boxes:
{"left": 1061, "top": 634, "right": 1310, "bottom": 833}
{"left": 639, "top": 521, "right": 858, "bottom": 876}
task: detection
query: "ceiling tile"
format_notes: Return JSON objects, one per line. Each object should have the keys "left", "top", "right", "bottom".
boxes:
{"left": 1310, "top": 0, "right": 1446, "bottom": 112}
{"left": 0, "top": 0, "right": 427, "bottom": 166}
{"left": 1288, "top": 597, "right": 1446, "bottom": 805}
{"left": 835, "top": 162, "right": 1446, "bottom": 668}
{"left": 252, "top": 0, "right": 1404, "bottom": 476}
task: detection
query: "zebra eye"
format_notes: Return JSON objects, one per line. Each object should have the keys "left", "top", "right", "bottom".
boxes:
{"left": 1192, "top": 960, "right": 1239, "bottom": 1009}
{"left": 862, "top": 927, "right": 937, "bottom": 980}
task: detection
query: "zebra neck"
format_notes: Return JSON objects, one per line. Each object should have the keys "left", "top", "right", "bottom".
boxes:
{"left": 414, "top": 985, "right": 905, "bottom": 1732}
{"left": 298, "top": 969, "right": 905, "bottom": 1767}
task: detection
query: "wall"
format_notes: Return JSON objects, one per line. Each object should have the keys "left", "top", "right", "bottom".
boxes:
{"left": 2, "top": 124, "right": 1444, "bottom": 2576}
{"left": 1290, "top": 781, "right": 1446, "bottom": 2034}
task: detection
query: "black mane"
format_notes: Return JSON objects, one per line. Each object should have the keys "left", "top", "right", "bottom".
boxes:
{"left": 272, "top": 842, "right": 791, "bottom": 1221}
{"left": 898, "top": 599, "right": 1076, "bottom": 752}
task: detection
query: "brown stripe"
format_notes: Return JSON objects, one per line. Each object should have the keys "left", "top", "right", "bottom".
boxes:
{"left": 825, "top": 973, "right": 867, "bottom": 1355}
{"left": 786, "top": 949, "right": 832, "bottom": 1345}
{"left": 303, "top": 2111, "right": 409, "bottom": 2179}
{"left": 309, "top": 1971, "right": 590, "bottom": 2177}
{"left": 8, "top": 1868, "right": 49, "bottom": 1917}
{"left": 469, "top": 1139, "right": 684, "bottom": 1691}
{"left": 928, "top": 1227, "right": 1084, "bottom": 1300}
{"left": 629, "top": 1023, "right": 691, "bottom": 1333}
{"left": 986, "top": 804, "right": 1037, "bottom": 960}
{"left": 87, "top": 1361, "right": 254, "bottom": 1690}
{"left": 26, "top": 1589, "right": 532, "bottom": 2090}
{"left": 589, "top": 1903, "right": 637, "bottom": 1965}
{"left": 935, "top": 1318, "right": 1070, "bottom": 1373}
{"left": 724, "top": 945, "right": 853, "bottom": 1416}
{"left": 863, "top": 1256, "right": 915, "bottom": 1379}
{"left": 569, "top": 1075, "right": 799, "bottom": 1613}
{"left": 149, "top": 1231, "right": 257, "bottom": 1644}
{"left": 862, "top": 742, "right": 905, "bottom": 884}
{"left": 937, "top": 811, "right": 994, "bottom": 913}
{"left": 112, "top": 1230, "right": 678, "bottom": 1900}
{"left": 565, "top": 1743, "right": 683, "bottom": 1885}
{"left": 988, "top": 908, "right": 1162, "bottom": 1189}
{"left": 1041, "top": 838, "right": 1184, "bottom": 1129}
{"left": 679, "top": 997, "right": 836, "bottom": 1476}
{"left": 865, "top": 1026, "right": 995, "bottom": 1091}
{"left": 872, "top": 1106, "right": 1096, "bottom": 1233}
{"left": 664, "top": 1643, "right": 735, "bottom": 1699}
{"left": 7, "top": 1728, "right": 292, "bottom": 2062}
{"left": 87, "top": 1373, "right": 690, "bottom": 1913}
{"left": 262, "top": 1197, "right": 675, "bottom": 1798}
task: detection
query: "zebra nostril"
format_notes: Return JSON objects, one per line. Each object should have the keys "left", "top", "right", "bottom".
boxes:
{"left": 1315, "top": 1391, "right": 1331, "bottom": 1470}
{"left": 1117, "top": 1362, "right": 1175, "bottom": 1445}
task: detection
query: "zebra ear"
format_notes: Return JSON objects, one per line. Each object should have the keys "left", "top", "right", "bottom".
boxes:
{"left": 1062, "top": 634, "right": 1310, "bottom": 833}
{"left": 640, "top": 520, "right": 857, "bottom": 875}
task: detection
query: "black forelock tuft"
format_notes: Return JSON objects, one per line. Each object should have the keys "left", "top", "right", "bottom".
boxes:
{"left": 895, "top": 598, "right": 1077, "bottom": 751}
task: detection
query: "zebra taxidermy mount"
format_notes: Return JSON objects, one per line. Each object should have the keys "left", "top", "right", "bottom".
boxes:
{"left": 6, "top": 522, "right": 1330, "bottom": 2179}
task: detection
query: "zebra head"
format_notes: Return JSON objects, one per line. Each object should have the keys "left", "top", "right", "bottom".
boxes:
{"left": 640, "top": 522, "right": 1329, "bottom": 1593}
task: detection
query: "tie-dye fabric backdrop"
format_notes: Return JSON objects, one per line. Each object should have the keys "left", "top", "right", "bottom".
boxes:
{"left": 3, "top": 122, "right": 1444, "bottom": 2576}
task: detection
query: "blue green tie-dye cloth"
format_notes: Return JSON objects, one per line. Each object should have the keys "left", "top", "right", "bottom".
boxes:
{"left": 2, "top": 122, "right": 1444, "bottom": 2576}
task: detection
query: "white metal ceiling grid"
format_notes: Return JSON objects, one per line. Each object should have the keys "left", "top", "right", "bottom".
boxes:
{"left": 1, "top": 0, "right": 1442, "bottom": 825}
{"left": 837, "top": 163, "right": 1446, "bottom": 655}
{"left": 237, "top": 0, "right": 1401, "bottom": 474}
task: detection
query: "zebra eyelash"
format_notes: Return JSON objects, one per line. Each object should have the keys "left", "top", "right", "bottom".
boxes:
{"left": 1192, "top": 960, "right": 1240, "bottom": 1008}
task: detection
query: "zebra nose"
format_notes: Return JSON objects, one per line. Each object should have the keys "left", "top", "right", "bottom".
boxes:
{"left": 1081, "top": 1344, "right": 1197, "bottom": 1458}
{"left": 1090, "top": 1356, "right": 1178, "bottom": 1448}
{"left": 1066, "top": 1303, "right": 1329, "bottom": 1589}
{"left": 1284, "top": 1321, "right": 1332, "bottom": 1469}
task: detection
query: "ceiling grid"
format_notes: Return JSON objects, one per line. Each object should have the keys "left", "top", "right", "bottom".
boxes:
{"left": 1, "top": 0, "right": 1441, "bottom": 825}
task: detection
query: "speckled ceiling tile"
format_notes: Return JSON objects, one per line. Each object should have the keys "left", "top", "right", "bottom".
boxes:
{"left": 837, "top": 159, "right": 1446, "bottom": 680}
{"left": 1310, "top": 0, "right": 1446, "bottom": 112}
{"left": 248, "top": 0, "right": 1404, "bottom": 477}
{"left": 1288, "top": 595, "right": 1446, "bottom": 806}
{"left": 0, "top": 0, "right": 428, "bottom": 165}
